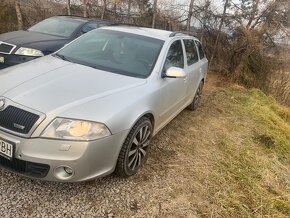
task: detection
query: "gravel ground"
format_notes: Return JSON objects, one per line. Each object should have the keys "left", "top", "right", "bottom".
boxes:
{"left": 0, "top": 76, "right": 219, "bottom": 218}
{"left": 0, "top": 128, "right": 199, "bottom": 218}
{"left": 0, "top": 126, "right": 196, "bottom": 217}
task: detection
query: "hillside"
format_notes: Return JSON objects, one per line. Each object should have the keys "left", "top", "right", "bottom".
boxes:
{"left": 1, "top": 73, "right": 290, "bottom": 217}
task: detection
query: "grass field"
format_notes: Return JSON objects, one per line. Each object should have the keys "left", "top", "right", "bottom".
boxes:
{"left": 146, "top": 74, "right": 290, "bottom": 217}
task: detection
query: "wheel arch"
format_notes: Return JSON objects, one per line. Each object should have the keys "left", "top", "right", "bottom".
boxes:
{"left": 130, "top": 111, "right": 155, "bottom": 134}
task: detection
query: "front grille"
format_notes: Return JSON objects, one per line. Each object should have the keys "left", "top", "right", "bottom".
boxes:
{"left": 0, "top": 106, "right": 40, "bottom": 134}
{"left": 0, "top": 42, "right": 15, "bottom": 54}
{"left": 0, "top": 156, "right": 50, "bottom": 178}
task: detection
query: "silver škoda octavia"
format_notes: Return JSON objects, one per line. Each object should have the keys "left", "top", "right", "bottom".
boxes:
{"left": 0, "top": 26, "right": 208, "bottom": 182}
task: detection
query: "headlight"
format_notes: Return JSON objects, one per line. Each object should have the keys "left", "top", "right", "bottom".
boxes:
{"left": 15, "top": 47, "right": 44, "bottom": 57}
{"left": 41, "top": 118, "right": 111, "bottom": 141}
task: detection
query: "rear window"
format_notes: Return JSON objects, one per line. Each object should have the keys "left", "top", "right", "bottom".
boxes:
{"left": 183, "top": 39, "right": 199, "bottom": 65}
{"left": 195, "top": 40, "right": 205, "bottom": 59}
{"left": 28, "top": 17, "right": 83, "bottom": 38}
{"left": 81, "top": 22, "right": 98, "bottom": 34}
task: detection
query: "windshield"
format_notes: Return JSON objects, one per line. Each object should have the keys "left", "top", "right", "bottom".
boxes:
{"left": 56, "top": 29, "right": 164, "bottom": 78}
{"left": 28, "top": 17, "right": 83, "bottom": 38}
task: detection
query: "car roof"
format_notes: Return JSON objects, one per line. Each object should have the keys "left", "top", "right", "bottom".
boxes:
{"left": 54, "top": 15, "right": 112, "bottom": 23}
{"left": 100, "top": 26, "right": 197, "bottom": 41}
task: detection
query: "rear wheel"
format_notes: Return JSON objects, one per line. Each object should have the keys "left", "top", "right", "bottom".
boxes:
{"left": 115, "top": 117, "right": 152, "bottom": 177}
{"left": 187, "top": 80, "right": 204, "bottom": 111}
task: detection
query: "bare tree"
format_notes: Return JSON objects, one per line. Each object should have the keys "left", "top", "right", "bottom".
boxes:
{"left": 66, "top": 0, "right": 71, "bottom": 16}
{"left": 246, "top": 0, "right": 260, "bottom": 29}
{"left": 15, "top": 0, "right": 23, "bottom": 30}
{"left": 152, "top": 0, "right": 158, "bottom": 28}
{"left": 200, "top": 0, "right": 211, "bottom": 44}
{"left": 186, "top": 0, "right": 194, "bottom": 31}
{"left": 112, "top": 0, "right": 117, "bottom": 19}
{"left": 210, "top": 0, "right": 229, "bottom": 66}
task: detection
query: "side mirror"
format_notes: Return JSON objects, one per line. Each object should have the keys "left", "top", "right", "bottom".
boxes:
{"left": 163, "top": 67, "right": 186, "bottom": 78}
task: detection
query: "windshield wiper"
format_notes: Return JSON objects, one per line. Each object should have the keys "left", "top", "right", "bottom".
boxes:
{"left": 53, "top": 53, "right": 70, "bottom": 62}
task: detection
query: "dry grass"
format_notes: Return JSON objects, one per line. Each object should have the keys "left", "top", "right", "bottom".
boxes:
{"left": 140, "top": 73, "right": 290, "bottom": 217}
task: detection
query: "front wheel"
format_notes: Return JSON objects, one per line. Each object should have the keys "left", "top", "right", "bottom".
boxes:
{"left": 187, "top": 80, "right": 204, "bottom": 111}
{"left": 115, "top": 117, "right": 153, "bottom": 177}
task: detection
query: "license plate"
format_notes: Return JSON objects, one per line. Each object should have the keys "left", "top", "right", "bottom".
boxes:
{"left": 0, "top": 138, "right": 14, "bottom": 160}
{"left": 0, "top": 56, "right": 4, "bottom": 63}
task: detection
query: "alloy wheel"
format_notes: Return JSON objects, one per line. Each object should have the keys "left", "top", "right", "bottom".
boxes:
{"left": 128, "top": 125, "right": 151, "bottom": 171}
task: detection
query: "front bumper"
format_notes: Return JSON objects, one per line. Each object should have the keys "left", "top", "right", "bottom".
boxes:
{"left": 0, "top": 53, "right": 40, "bottom": 69}
{"left": 0, "top": 129, "right": 129, "bottom": 182}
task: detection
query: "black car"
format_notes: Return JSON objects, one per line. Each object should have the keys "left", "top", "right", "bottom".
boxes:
{"left": 0, "top": 16, "right": 113, "bottom": 69}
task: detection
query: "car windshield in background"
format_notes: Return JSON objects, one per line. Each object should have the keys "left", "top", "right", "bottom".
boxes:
{"left": 56, "top": 29, "right": 164, "bottom": 78}
{"left": 28, "top": 17, "right": 83, "bottom": 38}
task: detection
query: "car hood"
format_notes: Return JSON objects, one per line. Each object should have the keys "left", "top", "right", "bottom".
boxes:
{"left": 0, "top": 30, "right": 67, "bottom": 47}
{"left": 0, "top": 31, "right": 71, "bottom": 52}
{"left": 0, "top": 56, "right": 146, "bottom": 114}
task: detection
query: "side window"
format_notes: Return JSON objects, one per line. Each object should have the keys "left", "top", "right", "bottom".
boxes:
{"left": 195, "top": 40, "right": 205, "bottom": 59}
{"left": 163, "top": 40, "right": 184, "bottom": 73}
{"left": 183, "top": 39, "right": 199, "bottom": 65}
{"left": 81, "top": 22, "right": 98, "bottom": 34}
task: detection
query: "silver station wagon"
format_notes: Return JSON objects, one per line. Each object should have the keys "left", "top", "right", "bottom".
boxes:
{"left": 0, "top": 26, "right": 208, "bottom": 182}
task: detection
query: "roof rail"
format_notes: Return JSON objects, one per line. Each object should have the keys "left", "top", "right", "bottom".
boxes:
{"left": 55, "top": 15, "right": 114, "bottom": 23}
{"left": 169, "top": 31, "right": 197, "bottom": 37}
{"left": 56, "top": 15, "right": 87, "bottom": 18}
{"left": 169, "top": 32, "right": 184, "bottom": 37}
{"left": 110, "top": 23, "right": 149, "bottom": 28}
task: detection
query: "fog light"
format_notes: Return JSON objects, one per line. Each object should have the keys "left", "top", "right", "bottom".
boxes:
{"left": 54, "top": 166, "right": 75, "bottom": 180}
{"left": 64, "top": 167, "right": 73, "bottom": 175}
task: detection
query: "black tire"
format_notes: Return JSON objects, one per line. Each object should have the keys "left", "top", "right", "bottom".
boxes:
{"left": 187, "top": 80, "right": 204, "bottom": 111}
{"left": 115, "top": 117, "right": 153, "bottom": 177}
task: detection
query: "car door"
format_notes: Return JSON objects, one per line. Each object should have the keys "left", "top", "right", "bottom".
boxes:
{"left": 195, "top": 40, "right": 208, "bottom": 80}
{"left": 183, "top": 39, "right": 200, "bottom": 100}
{"left": 158, "top": 39, "right": 188, "bottom": 124}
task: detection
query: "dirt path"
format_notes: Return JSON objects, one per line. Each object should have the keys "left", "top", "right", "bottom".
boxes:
{"left": 0, "top": 74, "right": 223, "bottom": 218}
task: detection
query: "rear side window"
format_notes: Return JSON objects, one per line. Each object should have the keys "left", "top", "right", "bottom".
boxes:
{"left": 81, "top": 22, "right": 98, "bottom": 34}
{"left": 163, "top": 40, "right": 184, "bottom": 72}
{"left": 183, "top": 39, "right": 199, "bottom": 66}
{"left": 195, "top": 41, "right": 205, "bottom": 59}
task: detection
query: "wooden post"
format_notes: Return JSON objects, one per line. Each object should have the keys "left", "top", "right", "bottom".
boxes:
{"left": 83, "top": 0, "right": 88, "bottom": 17}
{"left": 101, "top": 0, "right": 106, "bottom": 19}
{"left": 67, "top": 0, "right": 71, "bottom": 16}
{"left": 152, "top": 0, "right": 158, "bottom": 28}
{"left": 15, "top": 0, "right": 23, "bottom": 30}
{"left": 127, "top": 0, "right": 132, "bottom": 23}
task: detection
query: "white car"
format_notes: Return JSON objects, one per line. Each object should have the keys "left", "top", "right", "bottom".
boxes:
{"left": 0, "top": 26, "right": 208, "bottom": 182}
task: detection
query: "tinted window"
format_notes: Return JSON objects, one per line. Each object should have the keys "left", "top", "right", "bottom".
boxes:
{"left": 29, "top": 17, "right": 83, "bottom": 38}
{"left": 81, "top": 22, "right": 98, "bottom": 33}
{"left": 183, "top": 39, "right": 199, "bottom": 65}
{"left": 163, "top": 40, "right": 184, "bottom": 72}
{"left": 57, "top": 29, "right": 164, "bottom": 78}
{"left": 195, "top": 41, "right": 205, "bottom": 59}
